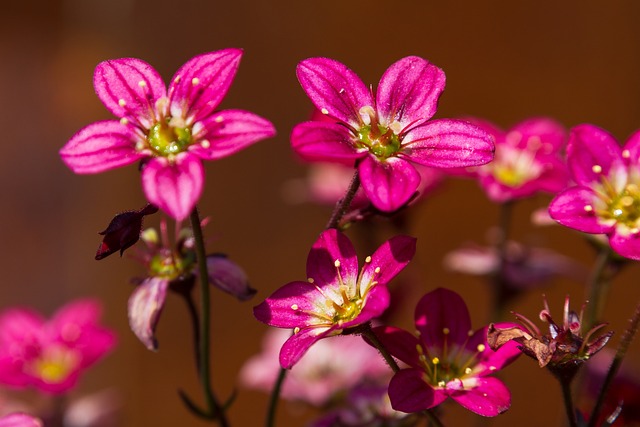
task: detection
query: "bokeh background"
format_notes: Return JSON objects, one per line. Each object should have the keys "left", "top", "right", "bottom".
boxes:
{"left": 2, "top": 1, "right": 640, "bottom": 425}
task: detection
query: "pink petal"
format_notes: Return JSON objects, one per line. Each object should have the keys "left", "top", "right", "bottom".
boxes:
{"left": 190, "top": 109, "right": 275, "bottom": 160}
{"left": 94, "top": 58, "right": 166, "bottom": 129}
{"left": 609, "top": 229, "right": 640, "bottom": 260}
{"left": 449, "top": 377, "right": 511, "bottom": 417}
{"left": 206, "top": 255, "right": 256, "bottom": 301}
{"left": 388, "top": 368, "right": 447, "bottom": 412}
{"left": 371, "top": 326, "right": 422, "bottom": 367}
{"left": 168, "top": 49, "right": 242, "bottom": 123}
{"left": 291, "top": 122, "right": 365, "bottom": 165}
{"left": 568, "top": 124, "right": 623, "bottom": 186}
{"left": 279, "top": 326, "right": 333, "bottom": 369}
{"left": 358, "top": 156, "right": 421, "bottom": 212}
{"left": 358, "top": 235, "right": 416, "bottom": 295}
{"left": 253, "top": 281, "right": 322, "bottom": 328}
{"left": 306, "top": 229, "right": 359, "bottom": 292}
{"left": 548, "top": 187, "right": 612, "bottom": 234}
{"left": 415, "top": 288, "right": 472, "bottom": 352}
{"left": 0, "top": 309, "right": 44, "bottom": 349}
{"left": 402, "top": 119, "right": 495, "bottom": 167}
{"left": 296, "top": 57, "right": 373, "bottom": 128}
{"left": 623, "top": 129, "right": 640, "bottom": 166}
{"left": 510, "top": 117, "right": 567, "bottom": 151}
{"left": 141, "top": 153, "right": 204, "bottom": 221}
{"left": 127, "top": 277, "right": 169, "bottom": 351}
{"left": 0, "top": 414, "right": 42, "bottom": 427}
{"left": 464, "top": 117, "right": 505, "bottom": 141}
{"left": 376, "top": 56, "right": 445, "bottom": 128}
{"left": 60, "top": 121, "right": 144, "bottom": 174}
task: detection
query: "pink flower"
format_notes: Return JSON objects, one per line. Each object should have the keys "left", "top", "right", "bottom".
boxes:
{"left": 374, "top": 288, "right": 521, "bottom": 416}
{"left": 549, "top": 124, "right": 640, "bottom": 259}
{"left": 253, "top": 229, "right": 416, "bottom": 368}
{"left": 0, "top": 414, "right": 42, "bottom": 427}
{"left": 60, "top": 49, "right": 276, "bottom": 220}
{"left": 291, "top": 56, "right": 494, "bottom": 212}
{"left": 240, "top": 329, "right": 389, "bottom": 406}
{"left": 0, "top": 300, "right": 116, "bottom": 394}
{"left": 466, "top": 117, "right": 569, "bottom": 202}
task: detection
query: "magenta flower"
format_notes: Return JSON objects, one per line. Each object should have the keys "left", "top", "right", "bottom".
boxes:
{"left": 549, "top": 124, "right": 640, "bottom": 259}
{"left": 0, "top": 300, "right": 116, "bottom": 394}
{"left": 0, "top": 414, "right": 42, "bottom": 427}
{"left": 253, "top": 229, "right": 416, "bottom": 369}
{"left": 466, "top": 117, "right": 569, "bottom": 202}
{"left": 373, "top": 288, "right": 521, "bottom": 416}
{"left": 291, "top": 56, "right": 494, "bottom": 212}
{"left": 60, "top": 49, "right": 276, "bottom": 220}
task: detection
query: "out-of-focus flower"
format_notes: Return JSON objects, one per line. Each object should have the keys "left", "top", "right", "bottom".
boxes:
{"left": 374, "top": 288, "right": 521, "bottom": 416}
{"left": 253, "top": 229, "right": 416, "bottom": 368}
{"left": 129, "top": 221, "right": 255, "bottom": 350}
{"left": 291, "top": 56, "right": 493, "bottom": 212}
{"left": 64, "top": 388, "right": 122, "bottom": 427}
{"left": 488, "top": 295, "right": 613, "bottom": 381}
{"left": 0, "top": 300, "right": 116, "bottom": 394}
{"left": 465, "top": 118, "right": 568, "bottom": 202}
{"left": 60, "top": 49, "right": 275, "bottom": 220}
{"left": 0, "top": 413, "right": 42, "bottom": 427}
{"left": 240, "top": 329, "right": 389, "bottom": 406}
{"left": 95, "top": 204, "right": 158, "bottom": 260}
{"left": 549, "top": 124, "right": 640, "bottom": 260}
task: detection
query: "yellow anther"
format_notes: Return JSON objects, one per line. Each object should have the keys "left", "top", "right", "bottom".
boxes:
{"left": 389, "top": 120, "right": 403, "bottom": 134}
{"left": 374, "top": 267, "right": 381, "bottom": 274}
{"left": 201, "top": 140, "right": 211, "bottom": 149}
{"left": 291, "top": 304, "right": 299, "bottom": 310}
{"left": 120, "top": 118, "right": 129, "bottom": 125}
{"left": 192, "top": 77, "right": 200, "bottom": 85}
{"left": 118, "top": 99, "right": 126, "bottom": 107}
{"left": 432, "top": 357, "right": 440, "bottom": 365}
{"left": 465, "top": 367, "right": 472, "bottom": 374}
{"left": 174, "top": 76, "right": 182, "bottom": 83}
{"left": 215, "top": 116, "right": 224, "bottom": 123}
{"left": 138, "top": 80, "right": 147, "bottom": 87}
{"left": 307, "top": 278, "right": 315, "bottom": 283}
{"left": 592, "top": 164, "right": 602, "bottom": 174}
{"left": 477, "top": 344, "right": 486, "bottom": 352}
{"left": 321, "top": 108, "right": 329, "bottom": 115}
{"left": 442, "top": 327, "right": 450, "bottom": 335}
{"left": 584, "top": 205, "right": 593, "bottom": 212}
{"left": 623, "top": 149, "right": 631, "bottom": 159}
{"left": 621, "top": 196, "right": 634, "bottom": 207}
{"left": 437, "top": 380, "right": 446, "bottom": 387}
{"left": 334, "top": 260, "right": 341, "bottom": 268}
{"left": 489, "top": 366, "right": 497, "bottom": 371}
{"left": 293, "top": 327, "right": 300, "bottom": 334}
{"left": 365, "top": 256, "right": 372, "bottom": 263}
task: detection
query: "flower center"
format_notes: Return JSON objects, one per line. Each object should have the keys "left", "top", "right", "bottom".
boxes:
{"left": 28, "top": 345, "right": 80, "bottom": 385}
{"left": 149, "top": 248, "right": 196, "bottom": 280}
{"left": 357, "top": 125, "right": 401, "bottom": 159}
{"left": 330, "top": 285, "right": 362, "bottom": 324}
{"left": 147, "top": 120, "right": 192, "bottom": 157}
{"left": 603, "top": 183, "right": 640, "bottom": 229}
{"left": 490, "top": 146, "right": 540, "bottom": 187}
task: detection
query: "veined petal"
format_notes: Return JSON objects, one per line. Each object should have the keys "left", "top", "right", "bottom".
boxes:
{"left": 371, "top": 326, "right": 422, "bottom": 367}
{"left": 279, "top": 326, "right": 334, "bottom": 369}
{"left": 253, "top": 281, "right": 326, "bottom": 328}
{"left": 402, "top": 119, "right": 494, "bottom": 168}
{"left": 127, "top": 277, "right": 169, "bottom": 351}
{"left": 141, "top": 154, "right": 204, "bottom": 221}
{"left": 568, "top": 124, "right": 624, "bottom": 186}
{"left": 548, "top": 187, "right": 612, "bottom": 234}
{"left": 415, "top": 288, "right": 472, "bottom": 352}
{"left": 376, "top": 56, "right": 445, "bottom": 128}
{"left": 306, "top": 229, "right": 359, "bottom": 293}
{"left": 190, "top": 109, "right": 275, "bottom": 160}
{"left": 296, "top": 57, "right": 373, "bottom": 128}
{"left": 510, "top": 117, "right": 567, "bottom": 152}
{"left": 358, "top": 156, "right": 421, "bottom": 212}
{"left": 359, "top": 235, "right": 416, "bottom": 295}
{"left": 94, "top": 58, "right": 166, "bottom": 129}
{"left": 169, "top": 49, "right": 242, "bottom": 123}
{"left": 291, "top": 122, "right": 364, "bottom": 165}
{"left": 609, "top": 229, "right": 640, "bottom": 260}
{"left": 449, "top": 377, "right": 511, "bottom": 417}
{"left": 388, "top": 368, "right": 447, "bottom": 413}
{"left": 60, "top": 121, "right": 144, "bottom": 174}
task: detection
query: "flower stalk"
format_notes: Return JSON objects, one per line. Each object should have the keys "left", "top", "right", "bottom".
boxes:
{"left": 326, "top": 170, "right": 360, "bottom": 229}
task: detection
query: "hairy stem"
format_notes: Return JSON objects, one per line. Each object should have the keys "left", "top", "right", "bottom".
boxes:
{"left": 326, "top": 170, "right": 360, "bottom": 229}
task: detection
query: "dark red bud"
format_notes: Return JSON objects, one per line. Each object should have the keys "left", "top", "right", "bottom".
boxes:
{"left": 95, "top": 204, "right": 159, "bottom": 260}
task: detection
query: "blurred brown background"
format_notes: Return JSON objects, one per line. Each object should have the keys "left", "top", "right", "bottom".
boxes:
{"left": 1, "top": 1, "right": 640, "bottom": 426}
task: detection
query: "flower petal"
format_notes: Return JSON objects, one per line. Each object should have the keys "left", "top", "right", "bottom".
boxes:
{"left": 358, "top": 155, "right": 421, "bottom": 212}
{"left": 60, "top": 121, "right": 144, "bottom": 174}
{"left": 568, "top": 124, "right": 624, "bottom": 186}
{"left": 358, "top": 235, "right": 416, "bottom": 295}
{"left": 468, "top": 324, "right": 522, "bottom": 375}
{"left": 376, "top": 56, "right": 445, "bottom": 128}
{"left": 253, "top": 281, "right": 324, "bottom": 328}
{"left": 169, "top": 49, "right": 243, "bottom": 123}
{"left": 548, "top": 187, "right": 612, "bottom": 234}
{"left": 94, "top": 58, "right": 166, "bottom": 129}
{"left": 402, "top": 119, "right": 495, "bottom": 168}
{"left": 279, "top": 326, "right": 333, "bottom": 369}
{"left": 388, "top": 368, "right": 447, "bottom": 413}
{"left": 291, "top": 121, "right": 364, "bottom": 165}
{"left": 371, "top": 326, "right": 422, "bottom": 367}
{"left": 207, "top": 255, "right": 256, "bottom": 301}
{"left": 340, "top": 283, "right": 390, "bottom": 328}
{"left": 609, "top": 229, "right": 640, "bottom": 260}
{"left": 449, "top": 377, "right": 511, "bottom": 417}
{"left": 127, "top": 277, "right": 169, "bottom": 351}
{"left": 415, "top": 288, "right": 472, "bottom": 352}
{"left": 141, "top": 153, "right": 204, "bottom": 221}
{"left": 306, "top": 229, "right": 359, "bottom": 293}
{"left": 296, "top": 57, "right": 373, "bottom": 128}
{"left": 0, "top": 413, "right": 43, "bottom": 427}
{"left": 510, "top": 117, "right": 567, "bottom": 152}
{"left": 190, "top": 109, "right": 275, "bottom": 160}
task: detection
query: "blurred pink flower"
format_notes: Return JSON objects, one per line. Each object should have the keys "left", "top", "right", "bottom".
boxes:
{"left": 0, "top": 413, "right": 42, "bottom": 427}
{"left": 240, "top": 329, "right": 389, "bottom": 406}
{"left": 60, "top": 49, "right": 275, "bottom": 220}
{"left": 0, "top": 300, "right": 116, "bottom": 394}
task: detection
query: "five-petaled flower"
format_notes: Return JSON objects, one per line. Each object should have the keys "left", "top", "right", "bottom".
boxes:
{"left": 373, "top": 288, "right": 521, "bottom": 416}
{"left": 465, "top": 117, "right": 569, "bottom": 202}
{"left": 253, "top": 229, "right": 416, "bottom": 369}
{"left": 549, "top": 124, "right": 640, "bottom": 260}
{"left": 60, "top": 49, "right": 276, "bottom": 221}
{"left": 0, "top": 300, "right": 116, "bottom": 394}
{"left": 291, "top": 56, "right": 494, "bottom": 212}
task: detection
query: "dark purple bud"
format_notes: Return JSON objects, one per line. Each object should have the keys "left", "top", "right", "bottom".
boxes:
{"left": 206, "top": 254, "right": 256, "bottom": 301}
{"left": 95, "top": 204, "right": 159, "bottom": 260}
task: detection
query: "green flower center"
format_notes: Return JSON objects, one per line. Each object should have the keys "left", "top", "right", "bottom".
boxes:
{"left": 149, "top": 249, "right": 196, "bottom": 280}
{"left": 603, "top": 183, "right": 640, "bottom": 228}
{"left": 357, "top": 124, "right": 402, "bottom": 159}
{"left": 28, "top": 345, "right": 80, "bottom": 384}
{"left": 147, "top": 120, "right": 193, "bottom": 157}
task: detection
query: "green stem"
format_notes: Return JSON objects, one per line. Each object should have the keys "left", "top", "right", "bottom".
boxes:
{"left": 588, "top": 300, "right": 640, "bottom": 427}
{"left": 560, "top": 379, "right": 578, "bottom": 427}
{"left": 584, "top": 247, "right": 612, "bottom": 329}
{"left": 326, "top": 171, "right": 360, "bottom": 229}
{"left": 265, "top": 366, "right": 287, "bottom": 427}
{"left": 190, "top": 208, "right": 229, "bottom": 427}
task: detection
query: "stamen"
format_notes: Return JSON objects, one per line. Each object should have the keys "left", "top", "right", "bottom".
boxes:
{"left": 215, "top": 116, "right": 224, "bottom": 123}
{"left": 118, "top": 99, "right": 126, "bottom": 107}
{"left": 191, "top": 77, "right": 200, "bottom": 85}
{"left": 307, "top": 278, "right": 314, "bottom": 283}
{"left": 584, "top": 205, "right": 593, "bottom": 212}
{"left": 201, "top": 140, "right": 211, "bottom": 149}
{"left": 365, "top": 256, "right": 372, "bottom": 263}
{"left": 592, "top": 164, "right": 602, "bottom": 174}
{"left": 321, "top": 108, "right": 329, "bottom": 115}
{"left": 138, "top": 80, "right": 147, "bottom": 87}
{"left": 120, "top": 118, "right": 129, "bottom": 125}
{"left": 334, "top": 260, "right": 341, "bottom": 268}
{"left": 293, "top": 327, "right": 300, "bottom": 334}
{"left": 622, "top": 149, "right": 631, "bottom": 159}
{"left": 291, "top": 304, "right": 299, "bottom": 310}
